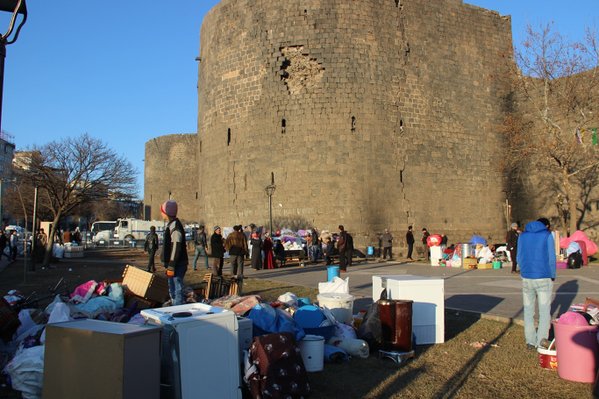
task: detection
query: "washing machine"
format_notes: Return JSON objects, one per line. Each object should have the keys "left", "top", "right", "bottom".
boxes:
{"left": 141, "top": 303, "right": 241, "bottom": 399}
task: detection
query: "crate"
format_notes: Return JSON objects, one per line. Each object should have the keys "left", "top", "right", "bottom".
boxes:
{"left": 122, "top": 265, "right": 169, "bottom": 303}
{"left": 462, "top": 258, "right": 477, "bottom": 270}
{"left": 477, "top": 263, "right": 493, "bottom": 269}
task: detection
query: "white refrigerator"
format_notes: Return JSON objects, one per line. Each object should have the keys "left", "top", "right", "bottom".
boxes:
{"left": 141, "top": 303, "right": 241, "bottom": 399}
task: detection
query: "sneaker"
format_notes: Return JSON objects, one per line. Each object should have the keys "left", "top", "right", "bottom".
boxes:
{"left": 526, "top": 344, "right": 536, "bottom": 350}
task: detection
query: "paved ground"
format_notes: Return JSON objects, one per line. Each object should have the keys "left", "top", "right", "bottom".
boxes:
{"left": 242, "top": 258, "right": 599, "bottom": 322}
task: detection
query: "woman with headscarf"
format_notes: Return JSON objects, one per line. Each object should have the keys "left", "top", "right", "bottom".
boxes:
{"left": 250, "top": 230, "right": 262, "bottom": 270}
{"left": 263, "top": 232, "right": 275, "bottom": 269}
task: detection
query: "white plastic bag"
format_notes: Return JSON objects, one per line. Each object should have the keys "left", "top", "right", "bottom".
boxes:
{"left": 4, "top": 345, "right": 45, "bottom": 399}
{"left": 277, "top": 292, "right": 298, "bottom": 307}
{"left": 40, "top": 302, "right": 72, "bottom": 344}
{"left": 327, "top": 337, "right": 369, "bottom": 358}
{"left": 318, "top": 276, "right": 349, "bottom": 294}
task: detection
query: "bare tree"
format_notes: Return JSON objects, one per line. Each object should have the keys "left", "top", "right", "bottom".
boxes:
{"left": 22, "top": 134, "right": 137, "bottom": 266}
{"left": 506, "top": 23, "right": 599, "bottom": 233}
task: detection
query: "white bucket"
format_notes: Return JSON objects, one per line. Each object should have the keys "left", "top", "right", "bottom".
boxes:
{"left": 317, "top": 293, "right": 354, "bottom": 324}
{"left": 298, "top": 335, "right": 324, "bottom": 372}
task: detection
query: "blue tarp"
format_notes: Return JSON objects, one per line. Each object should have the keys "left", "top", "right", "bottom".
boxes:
{"left": 469, "top": 235, "right": 487, "bottom": 245}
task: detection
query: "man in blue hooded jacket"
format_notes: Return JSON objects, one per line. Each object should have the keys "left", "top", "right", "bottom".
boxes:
{"left": 516, "top": 218, "right": 556, "bottom": 349}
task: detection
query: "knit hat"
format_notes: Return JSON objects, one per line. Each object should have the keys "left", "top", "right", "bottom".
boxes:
{"left": 214, "top": 225, "right": 221, "bottom": 232}
{"left": 160, "top": 200, "right": 178, "bottom": 217}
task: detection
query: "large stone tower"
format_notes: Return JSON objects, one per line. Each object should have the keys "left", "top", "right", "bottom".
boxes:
{"left": 193, "top": 0, "right": 514, "bottom": 246}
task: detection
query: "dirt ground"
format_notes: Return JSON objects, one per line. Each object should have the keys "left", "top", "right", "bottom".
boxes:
{"left": 0, "top": 248, "right": 595, "bottom": 398}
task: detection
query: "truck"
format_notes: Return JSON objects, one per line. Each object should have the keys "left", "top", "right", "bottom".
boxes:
{"left": 91, "top": 221, "right": 117, "bottom": 244}
{"left": 113, "top": 218, "right": 166, "bottom": 242}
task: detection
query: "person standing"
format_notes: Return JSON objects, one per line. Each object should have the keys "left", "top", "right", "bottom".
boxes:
{"left": 210, "top": 226, "right": 225, "bottom": 276}
{"left": 517, "top": 218, "right": 556, "bottom": 349}
{"left": 406, "top": 226, "right": 415, "bottom": 260}
{"left": 421, "top": 228, "right": 430, "bottom": 261}
{"left": 225, "top": 225, "right": 248, "bottom": 278}
{"left": 263, "top": 232, "right": 275, "bottom": 269}
{"left": 192, "top": 225, "right": 209, "bottom": 271}
{"left": 144, "top": 226, "right": 159, "bottom": 273}
{"left": 160, "top": 200, "right": 188, "bottom": 306}
{"left": 381, "top": 228, "right": 393, "bottom": 260}
{"left": 9, "top": 230, "right": 18, "bottom": 261}
{"left": 337, "top": 225, "right": 348, "bottom": 271}
{"left": 0, "top": 231, "right": 8, "bottom": 260}
{"left": 506, "top": 222, "right": 520, "bottom": 274}
{"left": 250, "top": 231, "right": 262, "bottom": 270}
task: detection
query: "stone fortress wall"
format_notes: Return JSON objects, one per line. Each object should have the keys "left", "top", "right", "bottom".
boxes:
{"left": 144, "top": 134, "right": 198, "bottom": 222}
{"left": 146, "top": 0, "right": 518, "bottom": 252}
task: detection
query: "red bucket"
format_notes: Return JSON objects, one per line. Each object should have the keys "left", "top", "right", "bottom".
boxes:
{"left": 538, "top": 340, "right": 558, "bottom": 370}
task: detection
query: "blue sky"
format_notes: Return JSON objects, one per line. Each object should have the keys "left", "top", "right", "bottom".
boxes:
{"left": 0, "top": 1, "right": 596, "bottom": 198}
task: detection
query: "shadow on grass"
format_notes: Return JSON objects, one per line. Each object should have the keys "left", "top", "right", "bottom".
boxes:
{"left": 550, "top": 279, "right": 579, "bottom": 318}
{"left": 432, "top": 317, "right": 514, "bottom": 399}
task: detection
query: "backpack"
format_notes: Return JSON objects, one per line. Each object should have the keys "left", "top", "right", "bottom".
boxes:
{"left": 245, "top": 332, "right": 310, "bottom": 399}
{"left": 567, "top": 251, "right": 583, "bottom": 269}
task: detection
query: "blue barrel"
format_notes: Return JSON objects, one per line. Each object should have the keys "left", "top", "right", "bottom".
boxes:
{"left": 367, "top": 246, "right": 374, "bottom": 256}
{"left": 327, "top": 266, "right": 340, "bottom": 281}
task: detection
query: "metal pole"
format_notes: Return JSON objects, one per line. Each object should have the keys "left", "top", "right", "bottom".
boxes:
{"left": 268, "top": 193, "right": 273, "bottom": 234}
{"left": 0, "top": 40, "right": 5, "bottom": 136}
{"left": 30, "top": 186, "right": 37, "bottom": 271}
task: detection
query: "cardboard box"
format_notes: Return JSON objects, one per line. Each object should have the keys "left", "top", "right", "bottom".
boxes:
{"left": 477, "top": 263, "right": 493, "bottom": 269}
{"left": 122, "top": 265, "right": 169, "bottom": 303}
{"left": 462, "top": 258, "right": 477, "bottom": 270}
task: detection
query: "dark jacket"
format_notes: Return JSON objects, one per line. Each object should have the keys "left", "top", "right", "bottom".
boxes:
{"left": 210, "top": 233, "right": 225, "bottom": 258}
{"left": 406, "top": 230, "right": 415, "bottom": 245}
{"left": 516, "top": 221, "right": 556, "bottom": 280}
{"left": 144, "top": 231, "right": 159, "bottom": 253}
{"left": 195, "top": 230, "right": 207, "bottom": 248}
{"left": 162, "top": 219, "right": 188, "bottom": 275}
{"left": 506, "top": 229, "right": 519, "bottom": 250}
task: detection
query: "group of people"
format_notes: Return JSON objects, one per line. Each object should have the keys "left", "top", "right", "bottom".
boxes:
{"left": 379, "top": 226, "right": 448, "bottom": 262}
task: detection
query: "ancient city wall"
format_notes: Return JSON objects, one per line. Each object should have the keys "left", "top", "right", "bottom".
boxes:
{"left": 144, "top": 134, "right": 198, "bottom": 222}
{"left": 192, "top": 0, "right": 515, "bottom": 250}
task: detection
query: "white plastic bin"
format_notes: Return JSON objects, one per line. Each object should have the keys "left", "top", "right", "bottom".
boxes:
{"left": 298, "top": 335, "right": 324, "bottom": 372}
{"left": 317, "top": 293, "right": 354, "bottom": 324}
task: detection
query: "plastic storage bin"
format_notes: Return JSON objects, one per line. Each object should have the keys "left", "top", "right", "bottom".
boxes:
{"left": 553, "top": 320, "right": 599, "bottom": 383}
{"left": 317, "top": 293, "right": 354, "bottom": 324}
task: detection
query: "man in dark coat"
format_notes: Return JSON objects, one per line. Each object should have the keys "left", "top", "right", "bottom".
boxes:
{"left": 210, "top": 226, "right": 225, "bottom": 276}
{"left": 161, "top": 200, "right": 188, "bottom": 305}
{"left": 506, "top": 222, "right": 520, "bottom": 274}
{"left": 421, "top": 228, "right": 430, "bottom": 261}
{"left": 144, "top": 225, "right": 159, "bottom": 273}
{"left": 405, "top": 226, "right": 415, "bottom": 260}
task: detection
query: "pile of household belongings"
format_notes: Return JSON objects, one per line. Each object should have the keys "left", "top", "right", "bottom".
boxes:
{"left": 0, "top": 265, "right": 390, "bottom": 399}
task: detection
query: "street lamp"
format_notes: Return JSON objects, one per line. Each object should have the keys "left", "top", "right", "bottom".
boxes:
{"left": 264, "top": 172, "right": 276, "bottom": 234}
{"left": 0, "top": 0, "right": 27, "bottom": 134}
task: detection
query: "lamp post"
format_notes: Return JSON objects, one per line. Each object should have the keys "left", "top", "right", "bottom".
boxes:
{"left": 264, "top": 173, "right": 276, "bottom": 234}
{"left": 0, "top": 0, "right": 27, "bottom": 135}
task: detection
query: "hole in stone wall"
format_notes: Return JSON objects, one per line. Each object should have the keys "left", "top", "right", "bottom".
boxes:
{"left": 200, "top": 140, "right": 202, "bottom": 153}
{"left": 399, "top": 119, "right": 404, "bottom": 132}
{"left": 351, "top": 116, "right": 356, "bottom": 132}
{"left": 395, "top": 0, "right": 400, "bottom": 7}
{"left": 227, "top": 128, "right": 231, "bottom": 146}
{"left": 400, "top": 170, "right": 403, "bottom": 183}
{"left": 279, "top": 46, "right": 325, "bottom": 95}
{"left": 282, "top": 118, "right": 286, "bottom": 134}
{"left": 196, "top": 192, "right": 198, "bottom": 200}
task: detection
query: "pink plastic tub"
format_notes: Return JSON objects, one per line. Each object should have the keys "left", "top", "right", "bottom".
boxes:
{"left": 553, "top": 320, "right": 599, "bottom": 383}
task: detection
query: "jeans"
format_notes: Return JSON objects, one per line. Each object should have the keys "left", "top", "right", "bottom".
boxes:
{"left": 230, "top": 254, "right": 245, "bottom": 277}
{"left": 522, "top": 278, "right": 553, "bottom": 347}
{"left": 193, "top": 247, "right": 209, "bottom": 270}
{"left": 168, "top": 275, "right": 185, "bottom": 305}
